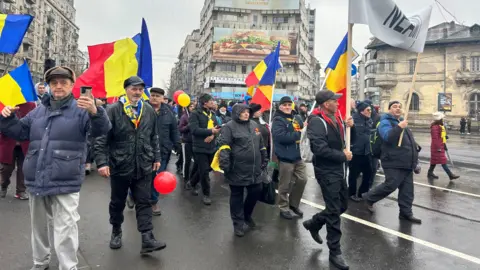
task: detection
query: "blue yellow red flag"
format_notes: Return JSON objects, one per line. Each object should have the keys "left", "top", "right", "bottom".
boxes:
{"left": 0, "top": 14, "right": 33, "bottom": 54}
{"left": 0, "top": 60, "right": 36, "bottom": 109}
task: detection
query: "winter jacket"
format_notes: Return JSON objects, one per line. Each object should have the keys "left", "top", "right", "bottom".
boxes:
{"left": 218, "top": 104, "right": 268, "bottom": 186}
{"left": 0, "top": 94, "right": 111, "bottom": 196}
{"left": 0, "top": 102, "right": 36, "bottom": 164}
{"left": 216, "top": 111, "right": 231, "bottom": 125}
{"left": 307, "top": 114, "right": 356, "bottom": 180}
{"left": 351, "top": 112, "right": 373, "bottom": 156}
{"left": 155, "top": 103, "right": 180, "bottom": 157}
{"left": 179, "top": 111, "right": 192, "bottom": 143}
{"left": 94, "top": 101, "right": 161, "bottom": 177}
{"left": 430, "top": 124, "right": 447, "bottom": 165}
{"left": 189, "top": 107, "right": 219, "bottom": 154}
{"left": 378, "top": 113, "right": 420, "bottom": 170}
{"left": 251, "top": 117, "right": 270, "bottom": 155}
{"left": 271, "top": 110, "right": 303, "bottom": 163}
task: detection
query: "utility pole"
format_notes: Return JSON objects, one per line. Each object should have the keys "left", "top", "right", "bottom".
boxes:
{"left": 358, "top": 59, "right": 365, "bottom": 100}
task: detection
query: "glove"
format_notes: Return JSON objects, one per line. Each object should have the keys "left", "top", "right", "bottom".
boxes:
{"left": 414, "top": 164, "right": 421, "bottom": 174}
{"left": 446, "top": 135, "right": 449, "bottom": 140}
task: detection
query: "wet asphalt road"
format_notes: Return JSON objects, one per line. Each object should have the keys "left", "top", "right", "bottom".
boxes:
{"left": 1, "top": 154, "right": 480, "bottom": 269}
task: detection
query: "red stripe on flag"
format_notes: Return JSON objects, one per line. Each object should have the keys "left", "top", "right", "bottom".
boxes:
{"left": 73, "top": 42, "right": 115, "bottom": 99}
{"left": 335, "top": 88, "right": 347, "bottom": 119}
{"left": 0, "top": 101, "right": 4, "bottom": 112}
{"left": 245, "top": 72, "right": 260, "bottom": 87}
{"left": 251, "top": 88, "right": 271, "bottom": 112}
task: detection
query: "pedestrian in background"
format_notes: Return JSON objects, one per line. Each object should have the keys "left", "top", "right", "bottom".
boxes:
{"left": 303, "top": 90, "right": 354, "bottom": 270}
{"left": 427, "top": 112, "right": 460, "bottom": 181}
{"left": 218, "top": 104, "right": 268, "bottom": 237}
{"left": 1, "top": 66, "right": 111, "bottom": 270}
{"left": 460, "top": 117, "right": 467, "bottom": 134}
{"left": 467, "top": 117, "right": 472, "bottom": 134}
{"left": 94, "top": 76, "right": 166, "bottom": 254}
{"left": 348, "top": 101, "right": 373, "bottom": 202}
{"left": 179, "top": 102, "right": 196, "bottom": 189}
{"left": 272, "top": 96, "right": 307, "bottom": 220}
{"left": 0, "top": 102, "right": 36, "bottom": 200}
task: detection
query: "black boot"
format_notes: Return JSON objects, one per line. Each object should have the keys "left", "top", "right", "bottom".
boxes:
{"left": 427, "top": 165, "right": 439, "bottom": 180}
{"left": 302, "top": 219, "right": 323, "bottom": 244}
{"left": 448, "top": 172, "right": 460, "bottom": 180}
{"left": 329, "top": 254, "right": 349, "bottom": 270}
{"left": 110, "top": 227, "right": 122, "bottom": 249}
{"left": 140, "top": 231, "right": 166, "bottom": 254}
{"left": 399, "top": 214, "right": 422, "bottom": 224}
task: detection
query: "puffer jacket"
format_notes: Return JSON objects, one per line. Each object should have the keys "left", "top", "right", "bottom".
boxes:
{"left": 155, "top": 103, "right": 180, "bottom": 157}
{"left": 179, "top": 110, "right": 192, "bottom": 143}
{"left": 351, "top": 112, "right": 373, "bottom": 156}
{"left": 271, "top": 110, "right": 303, "bottom": 163}
{"left": 430, "top": 124, "right": 447, "bottom": 165}
{"left": 189, "top": 107, "right": 219, "bottom": 154}
{"left": 218, "top": 104, "right": 268, "bottom": 186}
{"left": 0, "top": 94, "right": 111, "bottom": 196}
{"left": 94, "top": 100, "right": 161, "bottom": 177}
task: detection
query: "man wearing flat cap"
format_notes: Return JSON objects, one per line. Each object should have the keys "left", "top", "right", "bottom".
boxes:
{"left": 303, "top": 89, "right": 354, "bottom": 270}
{"left": 0, "top": 66, "right": 111, "bottom": 270}
{"left": 94, "top": 76, "right": 166, "bottom": 254}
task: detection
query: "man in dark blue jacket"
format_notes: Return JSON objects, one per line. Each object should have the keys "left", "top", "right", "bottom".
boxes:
{"left": 0, "top": 66, "right": 111, "bottom": 270}
{"left": 272, "top": 96, "right": 307, "bottom": 220}
{"left": 348, "top": 102, "right": 373, "bottom": 201}
{"left": 148, "top": 87, "right": 180, "bottom": 215}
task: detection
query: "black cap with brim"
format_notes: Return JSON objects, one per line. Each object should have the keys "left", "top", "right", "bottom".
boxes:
{"left": 44, "top": 67, "right": 76, "bottom": 84}
{"left": 123, "top": 76, "right": 146, "bottom": 89}
{"left": 315, "top": 90, "right": 342, "bottom": 105}
{"left": 279, "top": 96, "right": 293, "bottom": 105}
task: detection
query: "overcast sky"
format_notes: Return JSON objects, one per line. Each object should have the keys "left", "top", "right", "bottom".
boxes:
{"left": 75, "top": 0, "right": 479, "bottom": 91}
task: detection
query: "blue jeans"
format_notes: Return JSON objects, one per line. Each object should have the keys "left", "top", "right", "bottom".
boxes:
{"left": 151, "top": 153, "right": 171, "bottom": 204}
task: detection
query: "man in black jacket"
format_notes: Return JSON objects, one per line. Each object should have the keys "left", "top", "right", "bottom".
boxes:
{"left": 271, "top": 96, "right": 307, "bottom": 220}
{"left": 94, "top": 76, "right": 166, "bottom": 254}
{"left": 187, "top": 93, "right": 220, "bottom": 205}
{"left": 362, "top": 101, "right": 422, "bottom": 224}
{"left": 348, "top": 102, "right": 373, "bottom": 201}
{"left": 303, "top": 90, "right": 354, "bottom": 270}
{"left": 148, "top": 87, "right": 180, "bottom": 215}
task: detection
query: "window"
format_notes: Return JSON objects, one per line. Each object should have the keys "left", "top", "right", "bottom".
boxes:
{"left": 461, "top": 56, "right": 467, "bottom": 71}
{"left": 219, "top": 64, "right": 236, "bottom": 72}
{"left": 273, "top": 17, "right": 286, "bottom": 23}
{"left": 388, "top": 62, "right": 395, "bottom": 72}
{"left": 295, "top": 15, "right": 301, "bottom": 23}
{"left": 409, "top": 59, "right": 417, "bottom": 74}
{"left": 241, "top": 65, "right": 247, "bottom": 74}
{"left": 469, "top": 93, "right": 480, "bottom": 115}
{"left": 365, "top": 78, "right": 376, "bottom": 88}
{"left": 472, "top": 56, "right": 480, "bottom": 71}
{"left": 378, "top": 61, "right": 385, "bottom": 72}
{"left": 253, "top": 15, "right": 258, "bottom": 23}
{"left": 262, "top": 16, "right": 267, "bottom": 23}
{"left": 409, "top": 93, "right": 420, "bottom": 111}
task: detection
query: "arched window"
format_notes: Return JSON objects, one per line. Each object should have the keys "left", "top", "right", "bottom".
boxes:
{"left": 409, "top": 93, "right": 420, "bottom": 111}
{"left": 469, "top": 93, "right": 480, "bottom": 115}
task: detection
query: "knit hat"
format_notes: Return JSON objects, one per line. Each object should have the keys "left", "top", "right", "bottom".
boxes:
{"left": 219, "top": 102, "right": 227, "bottom": 109}
{"left": 249, "top": 103, "right": 262, "bottom": 115}
{"left": 198, "top": 93, "right": 213, "bottom": 105}
{"left": 388, "top": 100, "right": 401, "bottom": 109}
{"left": 433, "top": 112, "right": 445, "bottom": 121}
{"left": 356, "top": 102, "right": 370, "bottom": 113}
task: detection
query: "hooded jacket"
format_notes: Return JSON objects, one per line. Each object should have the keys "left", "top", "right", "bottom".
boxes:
{"left": 218, "top": 104, "right": 268, "bottom": 186}
{"left": 271, "top": 110, "right": 303, "bottom": 163}
{"left": 179, "top": 110, "right": 192, "bottom": 143}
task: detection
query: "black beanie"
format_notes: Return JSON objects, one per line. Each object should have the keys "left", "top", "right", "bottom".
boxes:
{"left": 249, "top": 103, "right": 262, "bottom": 115}
{"left": 388, "top": 100, "right": 400, "bottom": 109}
{"left": 356, "top": 102, "right": 370, "bottom": 113}
{"left": 198, "top": 93, "right": 213, "bottom": 106}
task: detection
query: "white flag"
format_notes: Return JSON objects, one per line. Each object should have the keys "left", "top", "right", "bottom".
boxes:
{"left": 349, "top": 0, "right": 432, "bottom": 53}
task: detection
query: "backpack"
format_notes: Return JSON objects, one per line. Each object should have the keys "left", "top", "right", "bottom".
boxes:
{"left": 300, "top": 116, "right": 327, "bottom": 163}
{"left": 370, "top": 120, "right": 395, "bottom": 159}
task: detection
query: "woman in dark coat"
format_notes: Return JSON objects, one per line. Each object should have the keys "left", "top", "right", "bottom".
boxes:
{"left": 217, "top": 104, "right": 268, "bottom": 237}
{"left": 427, "top": 112, "right": 459, "bottom": 181}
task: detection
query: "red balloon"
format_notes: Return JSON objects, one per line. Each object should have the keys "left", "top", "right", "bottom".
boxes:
{"left": 154, "top": 171, "right": 177, "bottom": 195}
{"left": 173, "top": 90, "right": 184, "bottom": 104}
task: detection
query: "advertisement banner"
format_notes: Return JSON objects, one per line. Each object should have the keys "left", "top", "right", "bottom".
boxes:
{"left": 438, "top": 93, "right": 452, "bottom": 112}
{"left": 215, "top": 0, "right": 299, "bottom": 10}
{"left": 212, "top": 88, "right": 298, "bottom": 102}
{"left": 213, "top": 28, "right": 299, "bottom": 62}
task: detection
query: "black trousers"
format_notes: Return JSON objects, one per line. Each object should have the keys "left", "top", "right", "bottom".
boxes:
{"left": 311, "top": 177, "right": 348, "bottom": 256}
{"left": 190, "top": 152, "right": 214, "bottom": 196}
{"left": 109, "top": 173, "right": 153, "bottom": 233}
{"left": 370, "top": 157, "right": 379, "bottom": 189}
{"left": 175, "top": 145, "right": 183, "bottom": 170}
{"left": 365, "top": 168, "right": 414, "bottom": 217}
{"left": 229, "top": 183, "right": 262, "bottom": 228}
{"left": 348, "top": 155, "right": 373, "bottom": 197}
{"left": 181, "top": 143, "right": 194, "bottom": 182}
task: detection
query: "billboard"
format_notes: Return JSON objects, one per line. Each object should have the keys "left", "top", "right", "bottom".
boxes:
{"left": 438, "top": 93, "right": 452, "bottom": 112}
{"left": 213, "top": 28, "right": 299, "bottom": 62}
{"left": 214, "top": 0, "right": 299, "bottom": 10}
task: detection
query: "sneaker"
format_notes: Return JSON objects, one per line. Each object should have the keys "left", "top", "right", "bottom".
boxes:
{"left": 191, "top": 187, "right": 199, "bottom": 196}
{"left": 350, "top": 195, "right": 363, "bottom": 202}
{"left": 15, "top": 192, "right": 29, "bottom": 200}
{"left": 0, "top": 188, "right": 7, "bottom": 198}
{"left": 245, "top": 217, "right": 256, "bottom": 228}
{"left": 289, "top": 206, "right": 304, "bottom": 218}
{"left": 30, "top": 265, "right": 49, "bottom": 270}
{"left": 126, "top": 193, "right": 135, "bottom": 209}
{"left": 234, "top": 223, "right": 249, "bottom": 237}
{"left": 280, "top": 210, "right": 294, "bottom": 220}
{"left": 184, "top": 181, "right": 193, "bottom": 191}
{"left": 152, "top": 204, "right": 162, "bottom": 216}
{"left": 203, "top": 196, "right": 212, "bottom": 206}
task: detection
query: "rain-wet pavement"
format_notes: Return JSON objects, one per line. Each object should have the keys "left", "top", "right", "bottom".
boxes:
{"left": 1, "top": 154, "right": 480, "bottom": 269}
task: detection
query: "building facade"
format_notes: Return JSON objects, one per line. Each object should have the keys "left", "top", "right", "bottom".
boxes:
{"left": 0, "top": 0, "right": 80, "bottom": 82}
{"left": 171, "top": 0, "right": 320, "bottom": 102}
{"left": 364, "top": 22, "right": 480, "bottom": 126}
{"left": 169, "top": 29, "right": 200, "bottom": 93}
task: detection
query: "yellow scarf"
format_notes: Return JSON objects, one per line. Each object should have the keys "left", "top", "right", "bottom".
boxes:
{"left": 440, "top": 125, "right": 447, "bottom": 144}
{"left": 119, "top": 96, "right": 143, "bottom": 129}
{"left": 203, "top": 110, "right": 215, "bottom": 129}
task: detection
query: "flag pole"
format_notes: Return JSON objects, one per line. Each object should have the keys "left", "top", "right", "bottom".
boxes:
{"left": 345, "top": 23, "right": 354, "bottom": 151}
{"left": 398, "top": 53, "right": 421, "bottom": 146}
{"left": 308, "top": 69, "right": 331, "bottom": 114}
{"left": 2, "top": 54, "right": 16, "bottom": 76}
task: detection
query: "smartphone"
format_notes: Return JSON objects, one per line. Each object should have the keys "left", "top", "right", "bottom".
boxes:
{"left": 80, "top": 86, "right": 92, "bottom": 96}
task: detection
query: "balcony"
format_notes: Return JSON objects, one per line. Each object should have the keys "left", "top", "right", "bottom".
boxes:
{"left": 3, "top": 0, "right": 16, "bottom": 3}
{"left": 26, "top": 0, "right": 36, "bottom": 4}
{"left": 23, "top": 32, "right": 34, "bottom": 45}
{"left": 365, "top": 86, "right": 380, "bottom": 94}
{"left": 375, "top": 73, "right": 398, "bottom": 88}
{"left": 365, "top": 58, "right": 377, "bottom": 66}
{"left": 276, "top": 73, "right": 299, "bottom": 83}
{"left": 455, "top": 69, "right": 480, "bottom": 84}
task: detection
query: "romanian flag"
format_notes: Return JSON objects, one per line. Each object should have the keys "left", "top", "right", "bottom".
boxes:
{"left": 325, "top": 34, "right": 356, "bottom": 118}
{"left": 0, "top": 14, "right": 33, "bottom": 54}
{"left": 0, "top": 60, "right": 36, "bottom": 110}
{"left": 245, "top": 48, "right": 282, "bottom": 87}
{"left": 73, "top": 19, "right": 152, "bottom": 101}
{"left": 250, "top": 43, "right": 281, "bottom": 111}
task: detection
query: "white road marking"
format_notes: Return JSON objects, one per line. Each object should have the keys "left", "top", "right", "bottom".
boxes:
{"left": 299, "top": 198, "right": 480, "bottom": 265}
{"left": 376, "top": 174, "right": 480, "bottom": 199}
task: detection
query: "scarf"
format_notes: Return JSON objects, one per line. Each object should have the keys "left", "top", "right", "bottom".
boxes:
{"left": 203, "top": 110, "right": 215, "bottom": 128}
{"left": 120, "top": 96, "right": 143, "bottom": 129}
{"left": 318, "top": 110, "right": 345, "bottom": 141}
{"left": 50, "top": 93, "right": 73, "bottom": 110}
{"left": 440, "top": 125, "right": 447, "bottom": 144}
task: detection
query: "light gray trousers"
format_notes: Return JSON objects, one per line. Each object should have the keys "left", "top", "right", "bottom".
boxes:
{"left": 29, "top": 192, "right": 80, "bottom": 270}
